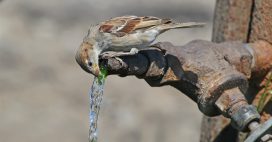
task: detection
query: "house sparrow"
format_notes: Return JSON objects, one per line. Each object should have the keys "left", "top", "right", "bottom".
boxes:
{"left": 75, "top": 15, "right": 204, "bottom": 76}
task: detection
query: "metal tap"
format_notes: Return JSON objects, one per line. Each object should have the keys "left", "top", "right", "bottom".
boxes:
{"left": 87, "top": 40, "right": 272, "bottom": 141}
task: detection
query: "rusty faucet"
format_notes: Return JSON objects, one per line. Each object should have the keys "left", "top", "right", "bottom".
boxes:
{"left": 77, "top": 39, "right": 272, "bottom": 141}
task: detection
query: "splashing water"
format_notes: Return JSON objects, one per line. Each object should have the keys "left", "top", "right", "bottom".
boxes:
{"left": 88, "top": 67, "right": 107, "bottom": 142}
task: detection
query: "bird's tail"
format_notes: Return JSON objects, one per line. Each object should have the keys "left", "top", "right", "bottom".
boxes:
{"left": 157, "top": 22, "right": 205, "bottom": 33}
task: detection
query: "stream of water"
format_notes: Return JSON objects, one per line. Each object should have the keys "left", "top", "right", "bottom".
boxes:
{"left": 88, "top": 68, "right": 107, "bottom": 142}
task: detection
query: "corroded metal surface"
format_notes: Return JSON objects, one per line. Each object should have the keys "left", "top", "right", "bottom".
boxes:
{"left": 248, "top": 0, "right": 272, "bottom": 128}
{"left": 216, "top": 41, "right": 254, "bottom": 78}
{"left": 215, "top": 88, "right": 247, "bottom": 117}
{"left": 215, "top": 88, "right": 260, "bottom": 132}
{"left": 250, "top": 40, "right": 272, "bottom": 75}
{"left": 99, "top": 51, "right": 150, "bottom": 76}
{"left": 244, "top": 118, "right": 272, "bottom": 142}
{"left": 100, "top": 41, "right": 257, "bottom": 116}
{"left": 212, "top": 0, "right": 253, "bottom": 43}
{"left": 99, "top": 39, "right": 272, "bottom": 141}
{"left": 248, "top": 1, "right": 272, "bottom": 134}
{"left": 205, "top": 0, "right": 254, "bottom": 140}
{"left": 249, "top": 0, "right": 272, "bottom": 44}
{"left": 204, "top": 0, "right": 272, "bottom": 141}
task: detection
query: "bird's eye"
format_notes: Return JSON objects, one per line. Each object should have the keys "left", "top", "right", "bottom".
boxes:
{"left": 88, "top": 62, "right": 93, "bottom": 66}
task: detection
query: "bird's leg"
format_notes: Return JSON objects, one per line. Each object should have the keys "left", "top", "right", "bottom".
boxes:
{"left": 99, "top": 51, "right": 133, "bottom": 67}
{"left": 100, "top": 49, "right": 138, "bottom": 58}
{"left": 113, "top": 48, "right": 140, "bottom": 66}
{"left": 99, "top": 51, "right": 118, "bottom": 59}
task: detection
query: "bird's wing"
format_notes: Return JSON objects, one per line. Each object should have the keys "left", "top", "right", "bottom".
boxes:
{"left": 98, "top": 16, "right": 171, "bottom": 37}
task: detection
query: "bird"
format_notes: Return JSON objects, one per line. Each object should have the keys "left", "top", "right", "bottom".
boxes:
{"left": 75, "top": 15, "right": 204, "bottom": 76}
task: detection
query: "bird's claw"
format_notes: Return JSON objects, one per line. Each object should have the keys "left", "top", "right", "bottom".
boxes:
{"left": 99, "top": 51, "right": 118, "bottom": 59}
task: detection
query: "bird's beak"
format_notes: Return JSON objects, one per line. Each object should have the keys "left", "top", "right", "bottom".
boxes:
{"left": 89, "top": 63, "right": 100, "bottom": 76}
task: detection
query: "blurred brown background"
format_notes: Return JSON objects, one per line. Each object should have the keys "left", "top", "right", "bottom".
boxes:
{"left": 0, "top": 0, "right": 215, "bottom": 142}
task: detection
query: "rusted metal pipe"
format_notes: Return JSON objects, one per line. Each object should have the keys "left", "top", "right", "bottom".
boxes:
{"left": 97, "top": 40, "right": 272, "bottom": 134}
{"left": 249, "top": 40, "right": 272, "bottom": 75}
{"left": 99, "top": 48, "right": 166, "bottom": 78}
{"left": 100, "top": 52, "right": 150, "bottom": 76}
{"left": 215, "top": 87, "right": 260, "bottom": 131}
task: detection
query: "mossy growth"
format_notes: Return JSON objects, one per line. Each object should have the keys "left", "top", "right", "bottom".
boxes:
{"left": 97, "top": 66, "right": 108, "bottom": 84}
{"left": 257, "top": 72, "right": 272, "bottom": 112}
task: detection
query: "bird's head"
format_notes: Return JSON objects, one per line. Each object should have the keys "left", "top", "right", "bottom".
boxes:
{"left": 75, "top": 40, "right": 101, "bottom": 76}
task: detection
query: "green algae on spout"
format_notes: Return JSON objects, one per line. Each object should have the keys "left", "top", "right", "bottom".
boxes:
{"left": 88, "top": 67, "right": 108, "bottom": 142}
{"left": 97, "top": 66, "right": 108, "bottom": 84}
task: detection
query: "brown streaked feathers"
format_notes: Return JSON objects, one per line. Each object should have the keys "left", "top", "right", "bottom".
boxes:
{"left": 98, "top": 16, "right": 173, "bottom": 37}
